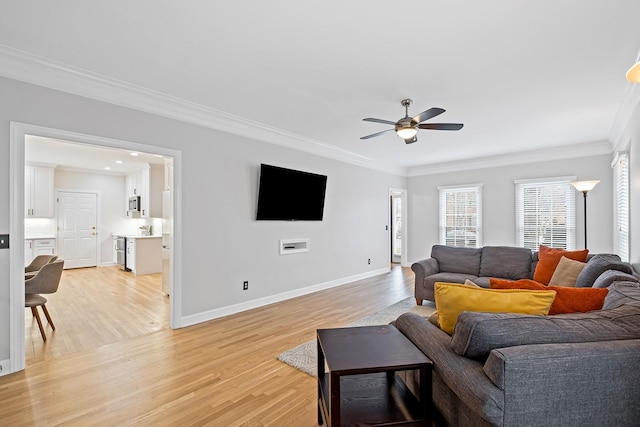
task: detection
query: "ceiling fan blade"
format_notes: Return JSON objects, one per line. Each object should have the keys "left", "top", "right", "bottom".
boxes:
{"left": 363, "top": 118, "right": 397, "bottom": 126}
{"left": 413, "top": 107, "right": 445, "bottom": 123}
{"left": 404, "top": 136, "right": 418, "bottom": 144}
{"left": 360, "top": 128, "right": 394, "bottom": 140}
{"left": 419, "top": 123, "right": 464, "bottom": 131}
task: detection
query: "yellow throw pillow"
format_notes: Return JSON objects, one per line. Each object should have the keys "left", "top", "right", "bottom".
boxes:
{"left": 434, "top": 282, "right": 557, "bottom": 335}
{"left": 429, "top": 280, "right": 480, "bottom": 328}
{"left": 548, "top": 256, "right": 586, "bottom": 287}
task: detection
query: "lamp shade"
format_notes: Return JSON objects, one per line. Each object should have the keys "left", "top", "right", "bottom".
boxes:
{"left": 627, "top": 62, "right": 640, "bottom": 83}
{"left": 396, "top": 126, "right": 417, "bottom": 139}
{"left": 571, "top": 180, "right": 600, "bottom": 193}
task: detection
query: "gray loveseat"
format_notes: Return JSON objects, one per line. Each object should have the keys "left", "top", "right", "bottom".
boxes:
{"left": 412, "top": 245, "right": 635, "bottom": 305}
{"left": 394, "top": 280, "right": 640, "bottom": 426}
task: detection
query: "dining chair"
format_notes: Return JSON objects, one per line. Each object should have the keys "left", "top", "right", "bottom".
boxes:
{"left": 25, "top": 259, "right": 64, "bottom": 341}
{"left": 25, "top": 254, "right": 59, "bottom": 278}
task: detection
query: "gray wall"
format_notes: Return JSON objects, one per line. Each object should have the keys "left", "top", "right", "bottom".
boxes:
{"left": 0, "top": 76, "right": 406, "bottom": 361}
{"left": 407, "top": 154, "right": 614, "bottom": 262}
{"left": 628, "top": 101, "right": 640, "bottom": 270}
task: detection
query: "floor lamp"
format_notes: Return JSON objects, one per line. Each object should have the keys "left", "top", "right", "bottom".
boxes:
{"left": 570, "top": 180, "right": 600, "bottom": 249}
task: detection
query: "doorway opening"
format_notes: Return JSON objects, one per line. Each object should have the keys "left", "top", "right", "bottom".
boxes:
{"left": 9, "top": 122, "right": 182, "bottom": 374}
{"left": 389, "top": 188, "right": 408, "bottom": 267}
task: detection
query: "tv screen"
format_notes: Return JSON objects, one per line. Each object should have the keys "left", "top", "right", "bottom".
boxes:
{"left": 256, "top": 164, "right": 327, "bottom": 221}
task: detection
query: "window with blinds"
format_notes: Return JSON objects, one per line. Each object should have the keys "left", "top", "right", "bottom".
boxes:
{"left": 439, "top": 184, "right": 482, "bottom": 248}
{"left": 613, "top": 153, "right": 629, "bottom": 262}
{"left": 515, "top": 177, "right": 576, "bottom": 250}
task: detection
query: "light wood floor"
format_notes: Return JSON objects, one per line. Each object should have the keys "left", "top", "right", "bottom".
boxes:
{"left": 2, "top": 264, "right": 415, "bottom": 426}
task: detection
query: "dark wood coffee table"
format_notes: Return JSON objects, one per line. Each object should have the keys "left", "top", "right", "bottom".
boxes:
{"left": 317, "top": 324, "right": 432, "bottom": 426}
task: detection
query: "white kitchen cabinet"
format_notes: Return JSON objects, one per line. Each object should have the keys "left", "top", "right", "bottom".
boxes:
{"left": 25, "top": 165, "right": 55, "bottom": 217}
{"left": 126, "top": 236, "right": 162, "bottom": 275}
{"left": 125, "top": 164, "right": 163, "bottom": 218}
{"left": 126, "top": 238, "right": 136, "bottom": 272}
{"left": 24, "top": 238, "right": 56, "bottom": 266}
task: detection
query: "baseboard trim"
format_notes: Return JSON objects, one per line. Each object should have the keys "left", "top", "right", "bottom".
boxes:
{"left": 179, "top": 267, "right": 390, "bottom": 328}
{"left": 0, "top": 359, "right": 11, "bottom": 377}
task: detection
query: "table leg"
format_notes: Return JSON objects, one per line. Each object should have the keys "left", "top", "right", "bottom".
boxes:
{"left": 317, "top": 338, "right": 325, "bottom": 425}
{"left": 330, "top": 371, "right": 340, "bottom": 426}
{"left": 420, "top": 365, "right": 432, "bottom": 427}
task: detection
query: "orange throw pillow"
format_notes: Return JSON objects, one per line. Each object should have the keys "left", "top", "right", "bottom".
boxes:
{"left": 490, "top": 278, "right": 608, "bottom": 315}
{"left": 533, "top": 245, "right": 589, "bottom": 285}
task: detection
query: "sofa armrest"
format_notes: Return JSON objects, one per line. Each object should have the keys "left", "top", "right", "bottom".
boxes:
{"left": 411, "top": 258, "right": 439, "bottom": 279}
{"left": 484, "top": 340, "right": 640, "bottom": 426}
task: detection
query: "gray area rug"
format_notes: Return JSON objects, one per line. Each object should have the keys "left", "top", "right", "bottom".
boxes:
{"left": 276, "top": 297, "right": 435, "bottom": 377}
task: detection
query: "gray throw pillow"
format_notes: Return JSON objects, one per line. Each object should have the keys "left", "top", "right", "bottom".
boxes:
{"left": 593, "top": 270, "right": 639, "bottom": 289}
{"left": 602, "top": 282, "right": 640, "bottom": 309}
{"left": 451, "top": 304, "right": 640, "bottom": 358}
{"left": 574, "top": 254, "right": 631, "bottom": 288}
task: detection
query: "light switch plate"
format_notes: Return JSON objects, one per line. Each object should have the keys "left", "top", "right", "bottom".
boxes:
{"left": 0, "top": 234, "right": 9, "bottom": 249}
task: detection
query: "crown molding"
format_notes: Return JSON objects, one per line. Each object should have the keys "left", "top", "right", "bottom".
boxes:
{"left": 0, "top": 44, "right": 406, "bottom": 177}
{"left": 406, "top": 140, "right": 613, "bottom": 177}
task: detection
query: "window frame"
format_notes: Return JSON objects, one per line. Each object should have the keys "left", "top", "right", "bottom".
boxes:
{"left": 438, "top": 183, "right": 483, "bottom": 248}
{"left": 514, "top": 176, "right": 577, "bottom": 251}
{"left": 613, "top": 152, "right": 629, "bottom": 262}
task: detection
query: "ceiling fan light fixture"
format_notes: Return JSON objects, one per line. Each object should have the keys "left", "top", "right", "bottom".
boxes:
{"left": 627, "top": 61, "right": 640, "bottom": 83}
{"left": 396, "top": 126, "right": 417, "bottom": 139}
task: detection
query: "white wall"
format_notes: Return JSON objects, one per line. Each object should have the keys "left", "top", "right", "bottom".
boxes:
{"left": 0, "top": 76, "right": 406, "bottom": 362}
{"left": 407, "top": 154, "right": 614, "bottom": 262}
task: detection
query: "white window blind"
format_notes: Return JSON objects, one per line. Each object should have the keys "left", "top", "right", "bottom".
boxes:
{"left": 515, "top": 178, "right": 576, "bottom": 250}
{"left": 613, "top": 153, "right": 629, "bottom": 262}
{"left": 439, "top": 184, "right": 482, "bottom": 248}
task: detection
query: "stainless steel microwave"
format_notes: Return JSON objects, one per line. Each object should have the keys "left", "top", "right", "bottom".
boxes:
{"left": 128, "top": 196, "right": 140, "bottom": 212}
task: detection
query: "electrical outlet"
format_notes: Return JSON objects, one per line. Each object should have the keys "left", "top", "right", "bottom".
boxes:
{"left": 243, "top": 281, "right": 249, "bottom": 290}
{"left": 0, "top": 234, "right": 8, "bottom": 249}
{"left": 367, "top": 258, "right": 371, "bottom": 265}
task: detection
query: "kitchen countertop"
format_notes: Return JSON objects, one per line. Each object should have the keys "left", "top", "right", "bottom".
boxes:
{"left": 25, "top": 236, "right": 56, "bottom": 240}
{"left": 113, "top": 234, "right": 161, "bottom": 239}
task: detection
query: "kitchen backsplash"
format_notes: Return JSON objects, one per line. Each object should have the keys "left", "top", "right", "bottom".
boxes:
{"left": 25, "top": 218, "right": 56, "bottom": 238}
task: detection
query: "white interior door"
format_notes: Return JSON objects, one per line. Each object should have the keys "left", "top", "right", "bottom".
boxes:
{"left": 57, "top": 191, "right": 98, "bottom": 269}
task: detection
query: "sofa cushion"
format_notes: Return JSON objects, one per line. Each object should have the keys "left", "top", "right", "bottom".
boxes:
{"left": 548, "top": 256, "right": 586, "bottom": 287}
{"left": 434, "top": 282, "right": 556, "bottom": 335}
{"left": 479, "top": 246, "right": 532, "bottom": 280}
{"left": 602, "top": 282, "right": 640, "bottom": 309}
{"left": 431, "top": 245, "right": 481, "bottom": 276}
{"left": 533, "top": 245, "right": 589, "bottom": 285}
{"left": 593, "top": 270, "right": 640, "bottom": 289}
{"left": 575, "top": 253, "right": 633, "bottom": 288}
{"left": 490, "top": 278, "right": 608, "bottom": 315}
{"left": 451, "top": 304, "right": 640, "bottom": 358}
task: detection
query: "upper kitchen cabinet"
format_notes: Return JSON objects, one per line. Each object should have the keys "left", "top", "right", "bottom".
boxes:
{"left": 25, "top": 164, "right": 55, "bottom": 218}
{"left": 125, "top": 163, "right": 164, "bottom": 218}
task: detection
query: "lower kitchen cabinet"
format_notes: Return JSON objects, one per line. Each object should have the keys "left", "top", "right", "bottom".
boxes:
{"left": 25, "top": 238, "right": 56, "bottom": 266}
{"left": 126, "top": 236, "right": 162, "bottom": 275}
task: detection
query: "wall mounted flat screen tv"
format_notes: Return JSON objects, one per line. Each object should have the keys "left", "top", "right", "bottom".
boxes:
{"left": 256, "top": 164, "right": 327, "bottom": 221}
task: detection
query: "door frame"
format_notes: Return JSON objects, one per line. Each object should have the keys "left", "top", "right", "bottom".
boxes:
{"left": 389, "top": 188, "right": 408, "bottom": 267}
{"left": 56, "top": 189, "right": 101, "bottom": 269}
{"left": 9, "top": 122, "right": 183, "bottom": 374}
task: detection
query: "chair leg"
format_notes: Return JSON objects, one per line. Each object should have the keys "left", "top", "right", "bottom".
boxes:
{"left": 31, "top": 307, "right": 47, "bottom": 342}
{"left": 41, "top": 304, "right": 56, "bottom": 331}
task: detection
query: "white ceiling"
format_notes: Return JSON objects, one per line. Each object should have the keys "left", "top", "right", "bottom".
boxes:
{"left": 2, "top": 1, "right": 640, "bottom": 175}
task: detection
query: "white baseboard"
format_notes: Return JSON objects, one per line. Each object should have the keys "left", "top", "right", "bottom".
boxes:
{"left": 179, "top": 267, "right": 390, "bottom": 328}
{"left": 0, "top": 359, "right": 11, "bottom": 377}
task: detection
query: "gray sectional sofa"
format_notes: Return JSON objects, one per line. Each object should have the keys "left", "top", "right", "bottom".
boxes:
{"left": 399, "top": 244, "right": 640, "bottom": 426}
{"left": 412, "top": 245, "right": 635, "bottom": 304}
{"left": 394, "top": 280, "right": 640, "bottom": 426}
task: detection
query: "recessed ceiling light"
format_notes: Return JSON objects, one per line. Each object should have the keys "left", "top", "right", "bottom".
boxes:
{"left": 104, "top": 166, "right": 112, "bottom": 170}
{"left": 115, "top": 160, "right": 123, "bottom": 164}
{"left": 130, "top": 152, "right": 139, "bottom": 157}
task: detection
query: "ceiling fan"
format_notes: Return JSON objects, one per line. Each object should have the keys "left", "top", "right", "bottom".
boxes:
{"left": 360, "top": 99, "right": 463, "bottom": 144}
